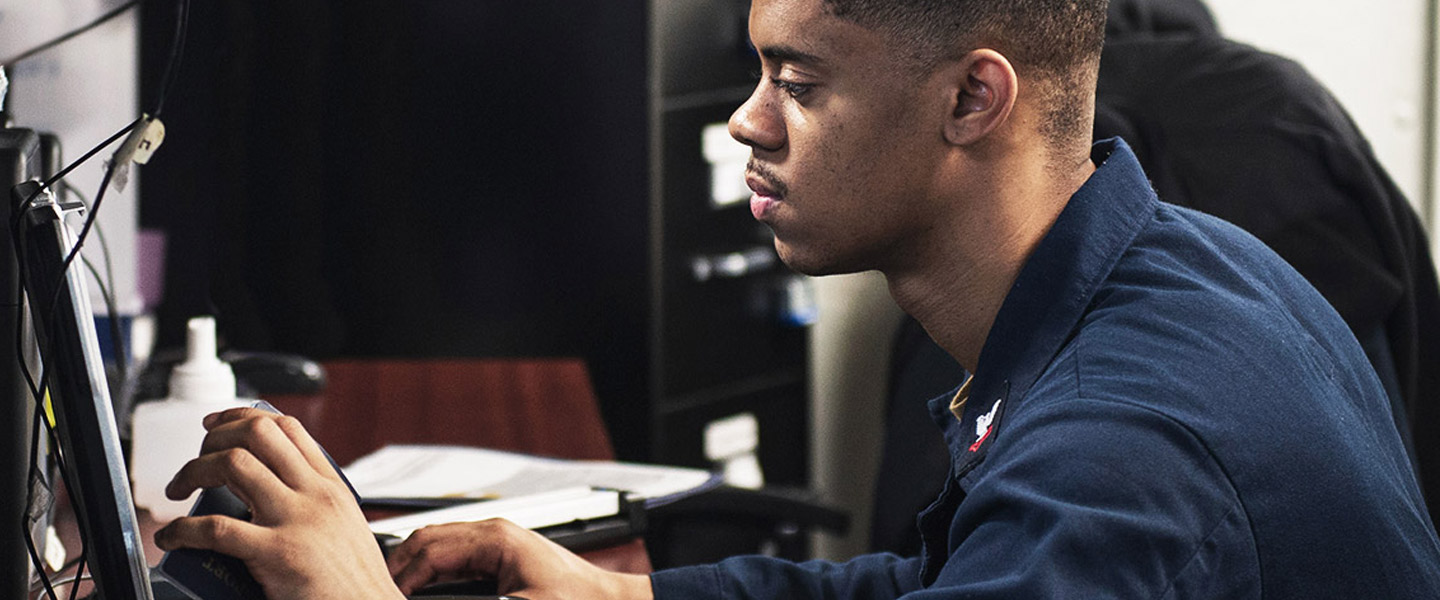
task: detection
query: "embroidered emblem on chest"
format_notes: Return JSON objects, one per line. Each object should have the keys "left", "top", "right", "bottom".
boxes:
{"left": 969, "top": 398, "right": 1003, "bottom": 452}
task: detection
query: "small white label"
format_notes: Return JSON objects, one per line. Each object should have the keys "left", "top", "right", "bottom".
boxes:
{"left": 44, "top": 525, "right": 67, "bottom": 572}
{"left": 705, "top": 411, "right": 764, "bottom": 486}
{"left": 701, "top": 122, "right": 751, "bottom": 208}
{"left": 704, "top": 412, "right": 760, "bottom": 461}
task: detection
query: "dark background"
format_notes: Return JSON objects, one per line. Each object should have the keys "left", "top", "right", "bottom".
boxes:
{"left": 140, "top": 0, "right": 648, "bottom": 359}
{"left": 139, "top": 0, "right": 654, "bottom": 457}
{"left": 137, "top": 0, "right": 811, "bottom": 483}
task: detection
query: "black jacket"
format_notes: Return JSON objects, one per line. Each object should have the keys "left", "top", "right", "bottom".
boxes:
{"left": 1097, "top": 2, "right": 1440, "bottom": 530}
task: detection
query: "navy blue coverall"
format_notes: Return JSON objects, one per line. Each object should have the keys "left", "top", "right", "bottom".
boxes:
{"left": 651, "top": 139, "right": 1440, "bottom": 598}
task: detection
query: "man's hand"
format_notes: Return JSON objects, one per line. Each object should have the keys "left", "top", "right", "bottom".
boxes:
{"left": 154, "top": 408, "right": 406, "bottom": 600}
{"left": 387, "top": 519, "right": 655, "bottom": 600}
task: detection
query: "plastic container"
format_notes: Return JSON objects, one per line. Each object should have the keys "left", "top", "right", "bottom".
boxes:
{"left": 129, "top": 316, "right": 253, "bottom": 521}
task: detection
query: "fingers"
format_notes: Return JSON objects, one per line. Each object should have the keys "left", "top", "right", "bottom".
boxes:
{"left": 387, "top": 519, "right": 655, "bottom": 600}
{"left": 165, "top": 447, "right": 290, "bottom": 510}
{"left": 155, "top": 514, "right": 269, "bottom": 561}
{"left": 269, "top": 413, "right": 340, "bottom": 480}
{"left": 156, "top": 408, "right": 406, "bottom": 600}
{"left": 196, "top": 415, "right": 311, "bottom": 489}
{"left": 387, "top": 520, "right": 529, "bottom": 594}
{"left": 387, "top": 523, "right": 473, "bottom": 593}
{"left": 389, "top": 549, "right": 441, "bottom": 594}
{"left": 169, "top": 411, "right": 325, "bottom": 505}
{"left": 197, "top": 409, "right": 340, "bottom": 489}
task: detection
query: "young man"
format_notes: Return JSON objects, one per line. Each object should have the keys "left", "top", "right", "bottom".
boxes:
{"left": 156, "top": 0, "right": 1440, "bottom": 598}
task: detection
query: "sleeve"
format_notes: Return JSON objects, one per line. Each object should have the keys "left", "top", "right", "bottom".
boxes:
{"left": 908, "top": 398, "right": 1261, "bottom": 599}
{"left": 650, "top": 553, "right": 923, "bottom": 600}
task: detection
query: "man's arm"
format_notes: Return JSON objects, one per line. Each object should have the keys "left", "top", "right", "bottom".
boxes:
{"left": 387, "top": 519, "right": 652, "bottom": 599}
{"left": 154, "top": 407, "right": 651, "bottom": 600}
{"left": 651, "top": 553, "right": 923, "bottom": 599}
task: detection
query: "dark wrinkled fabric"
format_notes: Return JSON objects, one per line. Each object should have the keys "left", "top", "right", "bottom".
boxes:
{"left": 1095, "top": 33, "right": 1440, "bottom": 527}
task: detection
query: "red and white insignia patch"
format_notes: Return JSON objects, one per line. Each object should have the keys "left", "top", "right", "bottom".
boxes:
{"left": 969, "top": 398, "right": 1003, "bottom": 452}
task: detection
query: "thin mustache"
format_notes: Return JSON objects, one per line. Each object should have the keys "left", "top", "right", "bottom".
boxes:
{"left": 747, "top": 160, "right": 788, "bottom": 198}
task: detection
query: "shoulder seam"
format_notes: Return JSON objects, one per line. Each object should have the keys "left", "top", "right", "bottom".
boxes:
{"left": 1066, "top": 343, "right": 1265, "bottom": 594}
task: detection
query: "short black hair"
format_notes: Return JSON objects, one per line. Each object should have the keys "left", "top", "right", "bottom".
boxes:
{"left": 824, "top": 0, "right": 1109, "bottom": 147}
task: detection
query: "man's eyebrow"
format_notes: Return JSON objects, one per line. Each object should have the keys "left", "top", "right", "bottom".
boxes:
{"left": 757, "top": 44, "right": 827, "bottom": 67}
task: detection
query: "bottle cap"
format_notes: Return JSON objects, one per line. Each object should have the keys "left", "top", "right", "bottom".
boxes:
{"left": 167, "top": 316, "right": 237, "bottom": 402}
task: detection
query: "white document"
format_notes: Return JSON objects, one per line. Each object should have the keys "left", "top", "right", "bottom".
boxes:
{"left": 367, "top": 486, "right": 621, "bottom": 538}
{"left": 343, "top": 444, "right": 719, "bottom": 506}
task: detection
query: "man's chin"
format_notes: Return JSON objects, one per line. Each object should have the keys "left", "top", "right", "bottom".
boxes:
{"left": 775, "top": 242, "right": 865, "bottom": 278}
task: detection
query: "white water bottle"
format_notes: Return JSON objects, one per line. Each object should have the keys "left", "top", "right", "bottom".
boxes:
{"left": 129, "top": 316, "right": 252, "bottom": 521}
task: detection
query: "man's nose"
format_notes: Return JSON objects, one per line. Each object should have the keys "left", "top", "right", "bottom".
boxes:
{"left": 729, "top": 87, "right": 784, "bottom": 153}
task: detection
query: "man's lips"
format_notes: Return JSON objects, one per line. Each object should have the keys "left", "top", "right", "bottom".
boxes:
{"left": 751, "top": 194, "right": 779, "bottom": 221}
{"left": 745, "top": 172, "right": 782, "bottom": 198}
{"left": 745, "top": 167, "right": 786, "bottom": 221}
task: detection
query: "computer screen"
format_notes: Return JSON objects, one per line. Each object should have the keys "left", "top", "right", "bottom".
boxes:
{"left": 16, "top": 178, "right": 153, "bottom": 600}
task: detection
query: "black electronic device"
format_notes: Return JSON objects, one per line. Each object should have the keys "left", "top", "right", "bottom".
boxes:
{"left": 14, "top": 179, "right": 213, "bottom": 600}
{"left": 1, "top": 127, "right": 44, "bottom": 600}
{"left": 15, "top": 179, "right": 155, "bottom": 599}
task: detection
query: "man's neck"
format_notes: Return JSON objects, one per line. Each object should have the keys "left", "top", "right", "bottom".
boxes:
{"left": 885, "top": 149, "right": 1096, "bottom": 373}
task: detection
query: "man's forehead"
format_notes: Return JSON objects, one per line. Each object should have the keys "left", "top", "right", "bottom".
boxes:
{"left": 748, "top": 0, "right": 865, "bottom": 68}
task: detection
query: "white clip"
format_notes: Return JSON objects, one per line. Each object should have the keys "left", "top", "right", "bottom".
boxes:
{"left": 131, "top": 117, "right": 167, "bottom": 165}
{"left": 108, "top": 115, "right": 167, "bottom": 193}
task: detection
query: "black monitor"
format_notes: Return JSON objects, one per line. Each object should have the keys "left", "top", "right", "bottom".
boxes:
{"left": 1, "top": 127, "right": 44, "bottom": 600}
{"left": 15, "top": 179, "right": 153, "bottom": 600}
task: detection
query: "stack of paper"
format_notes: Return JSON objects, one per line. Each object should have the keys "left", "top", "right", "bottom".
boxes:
{"left": 367, "top": 486, "right": 623, "bottom": 538}
{"left": 343, "top": 444, "right": 720, "bottom": 508}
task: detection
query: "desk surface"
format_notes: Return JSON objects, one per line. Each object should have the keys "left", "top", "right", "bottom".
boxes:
{"left": 267, "top": 359, "right": 617, "bottom": 466}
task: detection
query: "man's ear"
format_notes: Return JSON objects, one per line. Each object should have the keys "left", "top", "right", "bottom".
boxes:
{"left": 943, "top": 49, "right": 1017, "bottom": 146}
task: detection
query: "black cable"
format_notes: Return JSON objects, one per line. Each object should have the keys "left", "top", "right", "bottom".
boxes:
{"left": 8, "top": 117, "right": 142, "bottom": 252}
{"left": 152, "top": 0, "right": 191, "bottom": 117}
{"left": 8, "top": 118, "right": 140, "bottom": 411}
{"left": 30, "top": 366, "right": 83, "bottom": 600}
{"left": 42, "top": 408, "right": 85, "bottom": 600}
{"left": 38, "top": 118, "right": 141, "bottom": 196}
{"left": 9, "top": 121, "right": 135, "bottom": 600}
{"left": 65, "top": 553, "right": 85, "bottom": 600}
{"left": 59, "top": 183, "right": 118, "bottom": 305}
{"left": 23, "top": 410, "right": 58, "bottom": 600}
{"left": 19, "top": 370, "right": 83, "bottom": 600}
{"left": 11, "top": 213, "right": 45, "bottom": 404}
{"left": 47, "top": 162, "right": 117, "bottom": 317}
{"left": 22, "top": 518, "right": 57, "bottom": 600}
{"left": 67, "top": 183, "right": 128, "bottom": 385}
{"left": 8, "top": 2, "right": 191, "bottom": 593}
{"left": 0, "top": 1, "right": 143, "bottom": 68}
{"left": 83, "top": 255, "right": 128, "bottom": 387}
{"left": 63, "top": 182, "right": 123, "bottom": 311}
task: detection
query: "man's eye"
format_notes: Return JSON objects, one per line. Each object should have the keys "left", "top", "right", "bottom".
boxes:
{"left": 771, "top": 78, "right": 814, "bottom": 99}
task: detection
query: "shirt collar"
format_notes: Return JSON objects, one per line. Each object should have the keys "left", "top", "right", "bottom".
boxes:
{"left": 928, "top": 138, "right": 1158, "bottom": 466}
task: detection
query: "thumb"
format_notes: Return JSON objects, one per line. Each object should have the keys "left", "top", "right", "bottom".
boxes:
{"left": 155, "top": 515, "right": 271, "bottom": 562}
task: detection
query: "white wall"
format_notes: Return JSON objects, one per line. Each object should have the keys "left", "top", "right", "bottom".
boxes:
{"left": 0, "top": 0, "right": 141, "bottom": 315}
{"left": 1432, "top": 5, "right": 1440, "bottom": 260}
{"left": 809, "top": 272, "right": 904, "bottom": 559}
